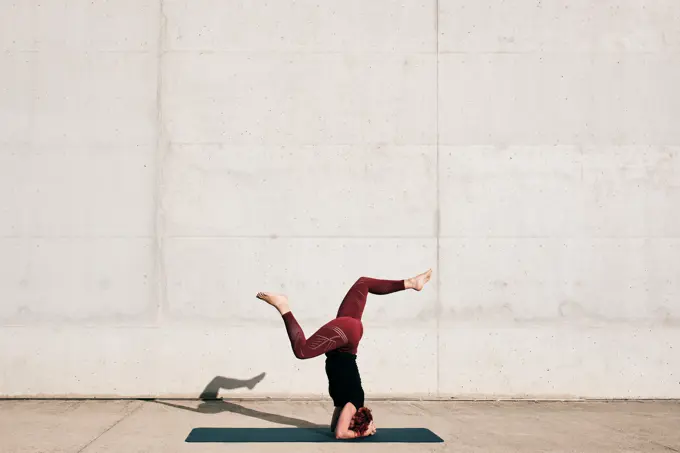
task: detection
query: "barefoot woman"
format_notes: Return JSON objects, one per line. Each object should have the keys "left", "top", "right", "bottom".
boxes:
{"left": 256, "top": 269, "right": 432, "bottom": 440}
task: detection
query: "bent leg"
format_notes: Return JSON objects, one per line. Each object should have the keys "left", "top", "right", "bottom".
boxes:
{"left": 282, "top": 313, "right": 361, "bottom": 359}
{"left": 336, "top": 277, "right": 406, "bottom": 320}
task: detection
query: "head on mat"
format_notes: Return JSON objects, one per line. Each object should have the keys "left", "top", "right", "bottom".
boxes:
{"left": 256, "top": 268, "right": 433, "bottom": 440}
{"left": 348, "top": 407, "right": 373, "bottom": 436}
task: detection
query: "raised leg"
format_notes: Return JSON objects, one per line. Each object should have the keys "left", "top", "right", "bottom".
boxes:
{"left": 335, "top": 277, "right": 404, "bottom": 320}
{"left": 256, "top": 268, "right": 432, "bottom": 358}
{"left": 336, "top": 270, "right": 433, "bottom": 320}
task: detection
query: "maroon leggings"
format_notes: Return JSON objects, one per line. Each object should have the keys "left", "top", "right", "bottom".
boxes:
{"left": 281, "top": 277, "right": 406, "bottom": 359}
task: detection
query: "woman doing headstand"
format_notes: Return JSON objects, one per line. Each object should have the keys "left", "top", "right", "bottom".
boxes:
{"left": 256, "top": 268, "right": 433, "bottom": 440}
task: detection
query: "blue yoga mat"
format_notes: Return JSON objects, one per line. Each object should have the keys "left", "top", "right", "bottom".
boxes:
{"left": 185, "top": 427, "right": 444, "bottom": 443}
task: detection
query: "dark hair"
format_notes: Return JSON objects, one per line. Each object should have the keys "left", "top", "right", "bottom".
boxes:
{"left": 349, "top": 407, "right": 373, "bottom": 436}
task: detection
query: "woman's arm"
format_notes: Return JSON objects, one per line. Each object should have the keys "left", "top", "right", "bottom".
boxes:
{"left": 334, "top": 403, "right": 358, "bottom": 439}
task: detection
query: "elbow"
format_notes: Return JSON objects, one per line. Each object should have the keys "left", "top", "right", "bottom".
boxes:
{"left": 336, "top": 430, "right": 358, "bottom": 440}
{"left": 335, "top": 430, "right": 350, "bottom": 440}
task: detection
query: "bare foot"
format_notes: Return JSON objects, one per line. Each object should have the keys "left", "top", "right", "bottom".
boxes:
{"left": 405, "top": 269, "right": 433, "bottom": 291}
{"left": 256, "top": 292, "right": 290, "bottom": 315}
{"left": 246, "top": 372, "right": 266, "bottom": 390}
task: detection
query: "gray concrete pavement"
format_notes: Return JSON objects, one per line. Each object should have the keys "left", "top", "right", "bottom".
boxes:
{"left": 0, "top": 400, "right": 679, "bottom": 452}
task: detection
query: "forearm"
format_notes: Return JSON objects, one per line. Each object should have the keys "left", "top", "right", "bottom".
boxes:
{"left": 336, "top": 429, "right": 356, "bottom": 440}
{"left": 337, "top": 429, "right": 371, "bottom": 440}
{"left": 337, "top": 429, "right": 367, "bottom": 440}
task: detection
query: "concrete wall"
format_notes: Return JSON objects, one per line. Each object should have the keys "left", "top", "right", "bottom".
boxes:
{"left": 1, "top": 0, "right": 679, "bottom": 399}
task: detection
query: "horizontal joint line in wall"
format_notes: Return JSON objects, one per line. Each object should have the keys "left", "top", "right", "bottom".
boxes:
{"left": 438, "top": 50, "right": 675, "bottom": 55}
{"left": 0, "top": 235, "right": 154, "bottom": 240}
{"left": 166, "top": 235, "right": 436, "bottom": 240}
{"left": 161, "top": 50, "right": 436, "bottom": 55}
{"left": 169, "top": 142, "right": 437, "bottom": 147}
{"left": 1, "top": 49, "right": 154, "bottom": 54}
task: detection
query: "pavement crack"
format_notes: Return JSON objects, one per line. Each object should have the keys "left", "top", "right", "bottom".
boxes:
{"left": 75, "top": 401, "right": 145, "bottom": 453}
{"left": 651, "top": 441, "right": 680, "bottom": 452}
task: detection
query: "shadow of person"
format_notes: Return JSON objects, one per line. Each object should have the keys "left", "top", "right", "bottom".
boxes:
{"left": 199, "top": 374, "right": 267, "bottom": 399}
{"left": 151, "top": 373, "right": 326, "bottom": 429}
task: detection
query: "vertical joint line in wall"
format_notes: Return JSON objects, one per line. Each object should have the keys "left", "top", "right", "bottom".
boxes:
{"left": 154, "top": 0, "right": 168, "bottom": 323}
{"left": 435, "top": 0, "right": 441, "bottom": 398}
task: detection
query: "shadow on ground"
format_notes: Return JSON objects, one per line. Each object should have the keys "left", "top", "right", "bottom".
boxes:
{"left": 148, "top": 373, "right": 326, "bottom": 429}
